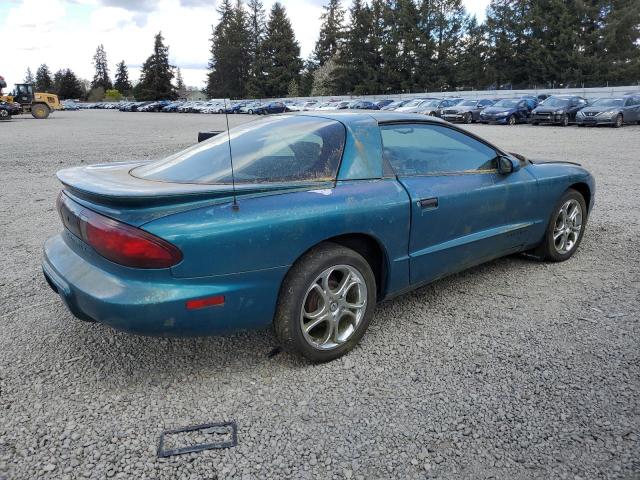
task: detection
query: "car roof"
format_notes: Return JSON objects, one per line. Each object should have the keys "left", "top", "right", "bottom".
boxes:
{"left": 292, "top": 110, "right": 449, "bottom": 125}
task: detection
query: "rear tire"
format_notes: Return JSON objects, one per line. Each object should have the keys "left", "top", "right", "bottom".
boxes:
{"left": 274, "top": 243, "right": 377, "bottom": 363}
{"left": 535, "top": 189, "right": 587, "bottom": 262}
{"left": 31, "top": 103, "right": 50, "bottom": 119}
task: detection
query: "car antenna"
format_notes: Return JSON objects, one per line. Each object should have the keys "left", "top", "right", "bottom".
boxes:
{"left": 223, "top": 98, "right": 239, "bottom": 211}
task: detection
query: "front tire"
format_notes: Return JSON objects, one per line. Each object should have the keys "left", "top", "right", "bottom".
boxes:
{"left": 536, "top": 189, "right": 587, "bottom": 262}
{"left": 464, "top": 112, "right": 472, "bottom": 124}
{"left": 560, "top": 114, "right": 569, "bottom": 127}
{"left": 274, "top": 243, "right": 377, "bottom": 362}
{"left": 0, "top": 109, "right": 10, "bottom": 120}
{"left": 507, "top": 115, "right": 516, "bottom": 126}
{"left": 613, "top": 114, "right": 623, "bottom": 128}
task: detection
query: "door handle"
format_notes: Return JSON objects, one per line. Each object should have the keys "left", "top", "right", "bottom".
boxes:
{"left": 418, "top": 197, "right": 438, "bottom": 209}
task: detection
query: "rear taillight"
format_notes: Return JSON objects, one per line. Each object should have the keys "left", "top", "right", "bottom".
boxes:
{"left": 57, "top": 192, "right": 182, "bottom": 269}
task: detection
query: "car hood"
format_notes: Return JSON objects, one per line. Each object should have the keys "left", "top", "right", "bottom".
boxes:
{"left": 579, "top": 106, "right": 618, "bottom": 113}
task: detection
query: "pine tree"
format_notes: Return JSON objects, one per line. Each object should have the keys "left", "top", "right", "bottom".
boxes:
{"left": 35, "top": 64, "right": 53, "bottom": 92}
{"left": 314, "top": 0, "right": 345, "bottom": 66}
{"left": 456, "top": 15, "right": 489, "bottom": 89}
{"left": 425, "top": 0, "right": 468, "bottom": 90}
{"left": 261, "top": 2, "right": 302, "bottom": 97}
{"left": 53, "top": 70, "right": 64, "bottom": 95}
{"left": 601, "top": 0, "right": 640, "bottom": 85}
{"left": 57, "top": 69, "right": 84, "bottom": 99}
{"left": 91, "top": 44, "right": 112, "bottom": 90}
{"left": 135, "top": 32, "right": 177, "bottom": 100}
{"left": 484, "top": 0, "right": 531, "bottom": 88}
{"left": 335, "top": 0, "right": 374, "bottom": 94}
{"left": 311, "top": 56, "right": 339, "bottom": 95}
{"left": 206, "top": 0, "right": 251, "bottom": 98}
{"left": 299, "top": 59, "right": 317, "bottom": 97}
{"left": 114, "top": 60, "right": 132, "bottom": 95}
{"left": 246, "top": 0, "right": 267, "bottom": 97}
{"left": 175, "top": 67, "right": 187, "bottom": 97}
{"left": 24, "top": 67, "right": 35, "bottom": 84}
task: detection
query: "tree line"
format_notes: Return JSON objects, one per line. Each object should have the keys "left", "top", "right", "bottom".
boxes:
{"left": 208, "top": 0, "right": 640, "bottom": 98}
{"left": 22, "top": 32, "right": 180, "bottom": 101}
{"left": 20, "top": 0, "right": 640, "bottom": 101}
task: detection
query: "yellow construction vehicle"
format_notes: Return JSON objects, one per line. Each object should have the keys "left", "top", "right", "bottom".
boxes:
{"left": 0, "top": 75, "right": 62, "bottom": 119}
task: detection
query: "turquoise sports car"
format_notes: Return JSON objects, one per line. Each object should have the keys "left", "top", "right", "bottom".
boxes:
{"left": 43, "top": 112, "right": 595, "bottom": 362}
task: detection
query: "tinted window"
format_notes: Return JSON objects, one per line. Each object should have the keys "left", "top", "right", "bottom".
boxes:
{"left": 492, "top": 99, "right": 518, "bottom": 108}
{"left": 134, "top": 116, "right": 345, "bottom": 184}
{"left": 381, "top": 124, "right": 497, "bottom": 175}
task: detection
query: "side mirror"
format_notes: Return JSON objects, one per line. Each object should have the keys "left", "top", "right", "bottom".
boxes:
{"left": 497, "top": 155, "right": 521, "bottom": 174}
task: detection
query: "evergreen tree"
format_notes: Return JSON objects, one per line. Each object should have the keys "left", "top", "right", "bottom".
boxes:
{"left": 246, "top": 0, "right": 268, "bottom": 97}
{"left": 206, "top": 0, "right": 251, "bottom": 98}
{"left": 424, "top": 0, "right": 468, "bottom": 90}
{"left": 114, "top": 60, "right": 132, "bottom": 95}
{"left": 57, "top": 69, "right": 84, "bottom": 99}
{"left": 335, "top": 0, "right": 374, "bottom": 94}
{"left": 35, "top": 64, "right": 53, "bottom": 92}
{"left": 91, "top": 44, "right": 112, "bottom": 90}
{"left": 261, "top": 2, "right": 302, "bottom": 97}
{"left": 484, "top": 0, "right": 531, "bottom": 88}
{"left": 53, "top": 69, "right": 64, "bottom": 95}
{"left": 601, "top": 0, "right": 640, "bottom": 85}
{"left": 135, "top": 32, "right": 177, "bottom": 100}
{"left": 299, "top": 59, "right": 317, "bottom": 97}
{"left": 175, "top": 67, "right": 187, "bottom": 97}
{"left": 314, "top": 0, "right": 345, "bottom": 66}
{"left": 24, "top": 67, "right": 35, "bottom": 84}
{"left": 456, "top": 15, "right": 489, "bottom": 89}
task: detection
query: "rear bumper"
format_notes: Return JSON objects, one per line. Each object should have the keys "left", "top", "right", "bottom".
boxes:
{"left": 42, "top": 233, "right": 287, "bottom": 336}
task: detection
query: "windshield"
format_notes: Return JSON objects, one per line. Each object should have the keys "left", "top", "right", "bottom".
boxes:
{"left": 421, "top": 100, "right": 440, "bottom": 108}
{"left": 593, "top": 98, "right": 624, "bottom": 107}
{"left": 459, "top": 100, "right": 478, "bottom": 107}
{"left": 403, "top": 99, "right": 423, "bottom": 108}
{"left": 541, "top": 97, "right": 570, "bottom": 107}
{"left": 134, "top": 116, "right": 346, "bottom": 184}
{"left": 492, "top": 100, "right": 518, "bottom": 108}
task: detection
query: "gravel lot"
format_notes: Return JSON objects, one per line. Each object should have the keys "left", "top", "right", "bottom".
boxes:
{"left": 1, "top": 110, "right": 638, "bottom": 480}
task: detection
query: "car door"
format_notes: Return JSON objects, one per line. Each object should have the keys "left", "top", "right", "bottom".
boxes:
{"left": 623, "top": 97, "right": 640, "bottom": 122}
{"left": 380, "top": 122, "right": 540, "bottom": 285}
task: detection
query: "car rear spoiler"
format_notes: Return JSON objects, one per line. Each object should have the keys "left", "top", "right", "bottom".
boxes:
{"left": 197, "top": 130, "right": 224, "bottom": 142}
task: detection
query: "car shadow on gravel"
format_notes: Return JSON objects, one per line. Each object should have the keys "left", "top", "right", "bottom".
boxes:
{"left": 51, "top": 251, "right": 556, "bottom": 386}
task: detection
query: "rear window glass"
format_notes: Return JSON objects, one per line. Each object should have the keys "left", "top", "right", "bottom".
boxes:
{"left": 133, "top": 116, "right": 345, "bottom": 184}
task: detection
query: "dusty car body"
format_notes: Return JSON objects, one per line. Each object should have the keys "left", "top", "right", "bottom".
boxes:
{"left": 43, "top": 112, "right": 595, "bottom": 361}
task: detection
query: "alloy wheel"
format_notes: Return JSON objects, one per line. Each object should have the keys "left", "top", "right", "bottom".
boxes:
{"left": 508, "top": 116, "right": 516, "bottom": 125}
{"left": 300, "top": 265, "right": 368, "bottom": 351}
{"left": 552, "top": 199, "right": 583, "bottom": 255}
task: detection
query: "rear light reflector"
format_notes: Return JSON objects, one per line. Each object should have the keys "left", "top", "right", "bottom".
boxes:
{"left": 57, "top": 192, "right": 182, "bottom": 269}
{"left": 186, "top": 296, "right": 225, "bottom": 310}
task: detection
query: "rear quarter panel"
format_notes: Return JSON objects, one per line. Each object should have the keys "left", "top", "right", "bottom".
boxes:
{"left": 143, "top": 179, "right": 412, "bottom": 296}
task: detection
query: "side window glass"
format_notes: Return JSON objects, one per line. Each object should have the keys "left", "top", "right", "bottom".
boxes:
{"left": 381, "top": 124, "right": 497, "bottom": 176}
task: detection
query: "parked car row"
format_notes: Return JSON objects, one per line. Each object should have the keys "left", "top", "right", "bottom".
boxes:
{"left": 81, "top": 91, "right": 640, "bottom": 127}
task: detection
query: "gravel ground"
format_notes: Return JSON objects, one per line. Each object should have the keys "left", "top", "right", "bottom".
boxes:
{"left": 0, "top": 110, "right": 638, "bottom": 480}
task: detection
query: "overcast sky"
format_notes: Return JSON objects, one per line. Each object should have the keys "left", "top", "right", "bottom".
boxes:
{"left": 1, "top": 0, "right": 490, "bottom": 91}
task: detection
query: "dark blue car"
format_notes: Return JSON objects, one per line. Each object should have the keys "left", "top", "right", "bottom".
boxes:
{"left": 255, "top": 101, "right": 288, "bottom": 115}
{"left": 43, "top": 112, "right": 594, "bottom": 362}
{"left": 479, "top": 98, "right": 536, "bottom": 125}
